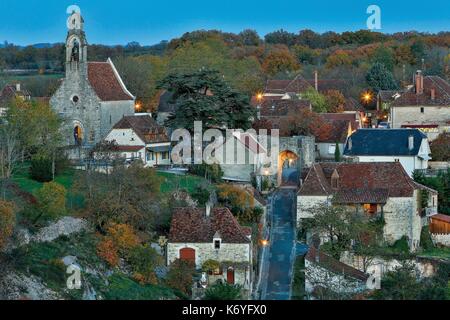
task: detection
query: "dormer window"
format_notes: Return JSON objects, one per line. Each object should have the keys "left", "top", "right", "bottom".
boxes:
{"left": 213, "top": 231, "right": 222, "bottom": 250}
{"left": 331, "top": 169, "right": 340, "bottom": 189}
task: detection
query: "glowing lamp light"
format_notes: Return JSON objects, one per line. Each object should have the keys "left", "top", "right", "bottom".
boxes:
{"left": 261, "top": 239, "right": 269, "bottom": 247}
{"left": 256, "top": 93, "right": 263, "bottom": 101}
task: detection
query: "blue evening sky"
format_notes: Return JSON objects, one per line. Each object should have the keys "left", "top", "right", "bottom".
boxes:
{"left": 1, "top": 0, "right": 449, "bottom": 46}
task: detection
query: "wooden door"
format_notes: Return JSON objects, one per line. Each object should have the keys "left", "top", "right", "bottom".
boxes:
{"left": 227, "top": 268, "right": 235, "bottom": 285}
{"left": 179, "top": 248, "right": 195, "bottom": 264}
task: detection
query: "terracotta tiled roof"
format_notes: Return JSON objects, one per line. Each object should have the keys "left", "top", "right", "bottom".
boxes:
{"left": 260, "top": 99, "right": 311, "bottom": 117}
{"left": 306, "top": 247, "right": 369, "bottom": 282}
{"left": 321, "top": 112, "right": 360, "bottom": 129}
{"left": 391, "top": 76, "right": 450, "bottom": 107}
{"left": 264, "top": 75, "right": 313, "bottom": 94}
{"left": 334, "top": 188, "right": 390, "bottom": 204}
{"left": 113, "top": 115, "right": 169, "bottom": 144}
{"left": 299, "top": 162, "right": 426, "bottom": 201}
{"left": 169, "top": 207, "right": 251, "bottom": 244}
{"left": 430, "top": 214, "right": 450, "bottom": 224}
{"left": 88, "top": 60, "right": 134, "bottom": 101}
{"left": 115, "top": 145, "right": 145, "bottom": 152}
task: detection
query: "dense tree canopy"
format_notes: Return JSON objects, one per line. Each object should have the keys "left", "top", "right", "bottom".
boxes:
{"left": 158, "top": 69, "right": 255, "bottom": 131}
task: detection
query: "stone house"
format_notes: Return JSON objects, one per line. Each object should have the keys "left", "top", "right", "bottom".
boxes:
{"left": 297, "top": 162, "right": 438, "bottom": 251}
{"left": 0, "top": 83, "right": 31, "bottom": 116}
{"left": 315, "top": 112, "right": 361, "bottom": 161}
{"left": 103, "top": 114, "right": 171, "bottom": 167}
{"left": 305, "top": 247, "right": 369, "bottom": 299}
{"left": 377, "top": 70, "right": 450, "bottom": 141}
{"left": 167, "top": 207, "right": 253, "bottom": 292}
{"left": 343, "top": 128, "right": 431, "bottom": 177}
{"left": 50, "top": 10, "right": 135, "bottom": 157}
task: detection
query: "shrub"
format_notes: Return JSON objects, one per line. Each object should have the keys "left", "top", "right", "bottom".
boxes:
{"left": 106, "top": 223, "right": 140, "bottom": 256}
{"left": 34, "top": 181, "right": 67, "bottom": 221}
{"left": 189, "top": 163, "right": 223, "bottom": 183}
{"left": 392, "top": 236, "right": 410, "bottom": 253}
{"left": 202, "top": 259, "right": 221, "bottom": 274}
{"left": 0, "top": 200, "right": 16, "bottom": 250}
{"left": 30, "top": 156, "right": 52, "bottom": 182}
{"left": 204, "top": 282, "right": 243, "bottom": 300}
{"left": 191, "top": 185, "right": 211, "bottom": 206}
{"left": 420, "top": 226, "right": 434, "bottom": 251}
{"left": 128, "top": 245, "right": 162, "bottom": 285}
{"left": 97, "top": 238, "right": 120, "bottom": 267}
{"left": 165, "top": 259, "right": 196, "bottom": 296}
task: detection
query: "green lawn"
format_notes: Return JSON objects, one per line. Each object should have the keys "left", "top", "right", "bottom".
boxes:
{"left": 158, "top": 172, "right": 208, "bottom": 194}
{"left": 12, "top": 163, "right": 76, "bottom": 194}
{"left": 419, "top": 247, "right": 450, "bottom": 260}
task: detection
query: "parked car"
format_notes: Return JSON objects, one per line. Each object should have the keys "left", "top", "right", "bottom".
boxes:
{"left": 377, "top": 122, "right": 390, "bottom": 129}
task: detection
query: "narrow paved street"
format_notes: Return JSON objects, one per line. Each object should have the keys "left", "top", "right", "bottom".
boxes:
{"left": 261, "top": 187, "right": 297, "bottom": 300}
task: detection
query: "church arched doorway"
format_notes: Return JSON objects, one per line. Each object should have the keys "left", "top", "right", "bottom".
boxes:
{"left": 278, "top": 150, "right": 299, "bottom": 186}
{"left": 74, "top": 125, "right": 83, "bottom": 145}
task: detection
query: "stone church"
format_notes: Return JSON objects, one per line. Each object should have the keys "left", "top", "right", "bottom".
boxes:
{"left": 50, "top": 9, "right": 135, "bottom": 157}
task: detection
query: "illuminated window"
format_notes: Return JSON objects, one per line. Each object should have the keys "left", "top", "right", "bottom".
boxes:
{"left": 363, "top": 204, "right": 377, "bottom": 214}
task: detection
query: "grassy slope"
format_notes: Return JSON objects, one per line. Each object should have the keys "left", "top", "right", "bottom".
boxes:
{"left": 11, "top": 233, "right": 178, "bottom": 300}
{"left": 158, "top": 172, "right": 207, "bottom": 193}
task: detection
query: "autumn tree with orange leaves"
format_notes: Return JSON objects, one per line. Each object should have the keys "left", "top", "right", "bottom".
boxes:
{"left": 280, "top": 109, "right": 332, "bottom": 142}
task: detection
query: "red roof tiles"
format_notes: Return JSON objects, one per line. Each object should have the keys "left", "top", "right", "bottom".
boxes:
{"left": 169, "top": 207, "right": 251, "bottom": 244}
{"left": 299, "top": 162, "right": 432, "bottom": 203}
{"left": 88, "top": 61, "right": 134, "bottom": 101}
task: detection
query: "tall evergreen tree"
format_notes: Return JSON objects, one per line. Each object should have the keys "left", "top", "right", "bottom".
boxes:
{"left": 366, "top": 62, "right": 399, "bottom": 92}
{"left": 157, "top": 69, "right": 254, "bottom": 131}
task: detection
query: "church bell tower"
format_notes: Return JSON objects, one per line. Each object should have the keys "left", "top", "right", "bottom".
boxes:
{"left": 65, "top": 9, "right": 88, "bottom": 76}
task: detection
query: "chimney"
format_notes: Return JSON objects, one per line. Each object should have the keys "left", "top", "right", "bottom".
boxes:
{"left": 205, "top": 202, "right": 212, "bottom": 217}
{"left": 415, "top": 70, "right": 423, "bottom": 94}
{"left": 16, "top": 83, "right": 21, "bottom": 92}
{"left": 431, "top": 88, "right": 435, "bottom": 101}
{"left": 314, "top": 70, "right": 319, "bottom": 91}
{"left": 408, "top": 135, "right": 414, "bottom": 151}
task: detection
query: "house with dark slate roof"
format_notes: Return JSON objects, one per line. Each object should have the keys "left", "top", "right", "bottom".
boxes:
{"left": 103, "top": 114, "right": 171, "bottom": 167}
{"left": 50, "top": 10, "right": 135, "bottom": 157}
{"left": 297, "top": 162, "right": 438, "bottom": 251}
{"left": 167, "top": 206, "right": 253, "bottom": 293}
{"left": 343, "top": 128, "right": 431, "bottom": 177}
{"left": 377, "top": 70, "right": 450, "bottom": 140}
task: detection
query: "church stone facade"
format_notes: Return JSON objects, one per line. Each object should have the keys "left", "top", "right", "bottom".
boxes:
{"left": 50, "top": 10, "right": 135, "bottom": 156}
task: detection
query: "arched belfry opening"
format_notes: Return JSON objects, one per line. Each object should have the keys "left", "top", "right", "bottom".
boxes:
{"left": 278, "top": 150, "right": 300, "bottom": 186}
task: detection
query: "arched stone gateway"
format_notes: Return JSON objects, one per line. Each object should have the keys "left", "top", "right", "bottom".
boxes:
{"left": 278, "top": 150, "right": 300, "bottom": 186}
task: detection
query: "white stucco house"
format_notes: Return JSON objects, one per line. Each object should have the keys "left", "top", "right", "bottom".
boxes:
{"left": 343, "top": 128, "right": 431, "bottom": 177}
{"left": 103, "top": 114, "right": 171, "bottom": 167}
{"left": 167, "top": 206, "right": 253, "bottom": 293}
{"left": 297, "top": 162, "right": 438, "bottom": 251}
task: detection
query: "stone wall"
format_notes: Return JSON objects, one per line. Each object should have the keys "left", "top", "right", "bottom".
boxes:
{"left": 167, "top": 242, "right": 252, "bottom": 289}
{"left": 383, "top": 194, "right": 422, "bottom": 250}
{"left": 50, "top": 62, "right": 102, "bottom": 147}
{"left": 297, "top": 195, "right": 328, "bottom": 220}
{"left": 305, "top": 259, "right": 367, "bottom": 299}
{"left": 99, "top": 100, "right": 134, "bottom": 139}
{"left": 392, "top": 105, "right": 450, "bottom": 129}
{"left": 431, "top": 233, "right": 450, "bottom": 247}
